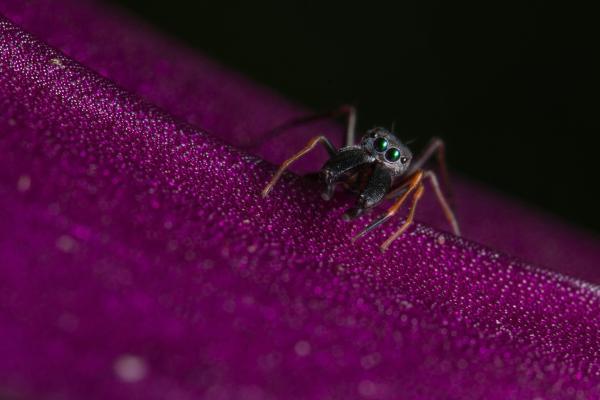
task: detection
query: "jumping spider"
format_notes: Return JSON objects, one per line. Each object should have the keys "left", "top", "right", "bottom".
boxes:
{"left": 259, "top": 105, "right": 461, "bottom": 251}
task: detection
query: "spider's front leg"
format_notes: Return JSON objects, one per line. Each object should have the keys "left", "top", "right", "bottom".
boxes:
{"left": 380, "top": 183, "right": 425, "bottom": 251}
{"left": 383, "top": 170, "right": 460, "bottom": 237}
{"left": 353, "top": 169, "right": 460, "bottom": 252}
{"left": 380, "top": 169, "right": 462, "bottom": 251}
{"left": 352, "top": 170, "right": 424, "bottom": 246}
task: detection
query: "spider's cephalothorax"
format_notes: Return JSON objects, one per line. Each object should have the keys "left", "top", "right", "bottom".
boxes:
{"left": 259, "top": 106, "right": 461, "bottom": 251}
{"left": 359, "top": 127, "right": 413, "bottom": 175}
{"left": 319, "top": 128, "right": 412, "bottom": 220}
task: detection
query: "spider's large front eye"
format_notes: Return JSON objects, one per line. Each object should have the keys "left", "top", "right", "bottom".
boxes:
{"left": 385, "top": 148, "right": 401, "bottom": 162}
{"left": 373, "top": 137, "right": 388, "bottom": 152}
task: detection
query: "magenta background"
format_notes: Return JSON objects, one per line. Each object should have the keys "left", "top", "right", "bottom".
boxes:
{"left": 1, "top": 0, "right": 600, "bottom": 399}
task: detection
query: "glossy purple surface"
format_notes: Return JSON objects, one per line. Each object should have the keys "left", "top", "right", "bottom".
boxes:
{"left": 1, "top": 1, "right": 600, "bottom": 399}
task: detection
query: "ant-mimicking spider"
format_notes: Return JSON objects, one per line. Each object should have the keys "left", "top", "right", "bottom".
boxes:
{"left": 259, "top": 105, "right": 461, "bottom": 252}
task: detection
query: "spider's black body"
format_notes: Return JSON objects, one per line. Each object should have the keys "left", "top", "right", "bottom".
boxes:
{"left": 320, "top": 128, "right": 412, "bottom": 220}
{"left": 259, "top": 106, "right": 460, "bottom": 251}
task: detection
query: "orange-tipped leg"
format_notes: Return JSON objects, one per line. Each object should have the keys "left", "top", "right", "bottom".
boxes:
{"left": 261, "top": 135, "right": 335, "bottom": 198}
{"left": 380, "top": 183, "right": 425, "bottom": 252}
{"left": 352, "top": 171, "right": 423, "bottom": 242}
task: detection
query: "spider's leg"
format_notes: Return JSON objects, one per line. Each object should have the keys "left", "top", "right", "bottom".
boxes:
{"left": 261, "top": 136, "right": 336, "bottom": 198}
{"left": 242, "top": 105, "right": 357, "bottom": 148}
{"left": 406, "top": 137, "right": 453, "bottom": 208}
{"left": 423, "top": 170, "right": 461, "bottom": 236}
{"left": 383, "top": 180, "right": 410, "bottom": 200}
{"left": 343, "top": 105, "right": 357, "bottom": 146}
{"left": 380, "top": 183, "right": 425, "bottom": 252}
{"left": 352, "top": 171, "right": 423, "bottom": 241}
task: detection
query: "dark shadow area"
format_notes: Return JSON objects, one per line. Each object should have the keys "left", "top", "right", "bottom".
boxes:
{"left": 107, "top": 0, "right": 599, "bottom": 232}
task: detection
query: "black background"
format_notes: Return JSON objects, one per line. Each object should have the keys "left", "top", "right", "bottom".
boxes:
{"left": 109, "top": 0, "right": 599, "bottom": 232}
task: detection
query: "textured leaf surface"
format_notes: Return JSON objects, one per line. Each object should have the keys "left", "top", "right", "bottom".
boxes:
{"left": 1, "top": 1, "right": 599, "bottom": 399}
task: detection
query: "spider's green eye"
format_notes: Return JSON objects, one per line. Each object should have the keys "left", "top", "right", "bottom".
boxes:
{"left": 385, "top": 148, "right": 401, "bottom": 162}
{"left": 373, "top": 137, "right": 388, "bottom": 152}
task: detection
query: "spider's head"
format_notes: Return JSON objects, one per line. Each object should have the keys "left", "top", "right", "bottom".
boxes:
{"left": 360, "top": 127, "right": 412, "bottom": 176}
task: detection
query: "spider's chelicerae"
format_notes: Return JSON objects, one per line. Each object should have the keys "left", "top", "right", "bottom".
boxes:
{"left": 260, "top": 105, "right": 461, "bottom": 251}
